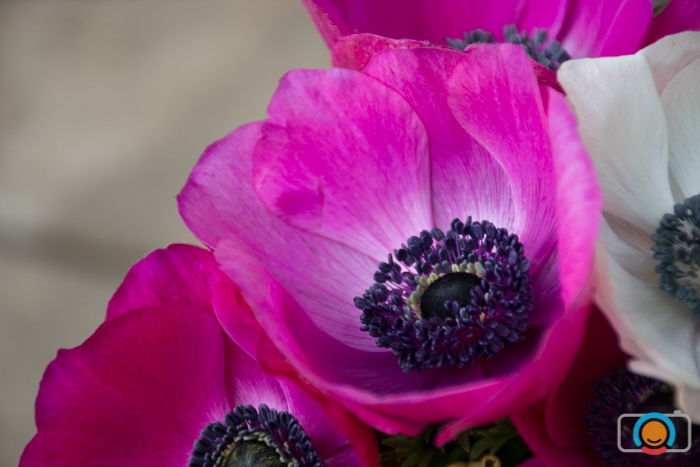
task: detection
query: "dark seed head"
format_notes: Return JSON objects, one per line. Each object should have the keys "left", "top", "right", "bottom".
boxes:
{"left": 355, "top": 218, "right": 533, "bottom": 372}
{"left": 190, "top": 404, "right": 323, "bottom": 467}
{"left": 651, "top": 194, "right": 700, "bottom": 319}
{"left": 587, "top": 367, "right": 700, "bottom": 466}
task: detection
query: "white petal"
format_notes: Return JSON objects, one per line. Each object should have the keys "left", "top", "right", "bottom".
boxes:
{"left": 595, "top": 240, "right": 700, "bottom": 390}
{"left": 676, "top": 382, "right": 700, "bottom": 423}
{"left": 599, "top": 217, "right": 656, "bottom": 285}
{"left": 559, "top": 55, "right": 674, "bottom": 233}
{"left": 640, "top": 31, "right": 700, "bottom": 94}
{"left": 661, "top": 57, "right": 700, "bottom": 200}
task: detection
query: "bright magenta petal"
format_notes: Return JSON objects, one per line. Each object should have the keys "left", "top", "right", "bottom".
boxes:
{"left": 253, "top": 68, "right": 432, "bottom": 258}
{"left": 560, "top": 0, "right": 652, "bottom": 57}
{"left": 30, "top": 305, "right": 229, "bottom": 467}
{"left": 362, "top": 46, "right": 516, "bottom": 231}
{"left": 302, "top": 0, "right": 523, "bottom": 46}
{"left": 646, "top": 0, "right": 700, "bottom": 45}
{"left": 107, "top": 244, "right": 224, "bottom": 320}
{"left": 448, "top": 44, "right": 556, "bottom": 275}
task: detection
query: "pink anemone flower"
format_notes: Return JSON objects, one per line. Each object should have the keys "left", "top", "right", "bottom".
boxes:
{"left": 303, "top": 0, "right": 700, "bottom": 66}
{"left": 512, "top": 309, "right": 700, "bottom": 466}
{"left": 178, "top": 43, "right": 601, "bottom": 443}
{"left": 20, "top": 244, "right": 378, "bottom": 467}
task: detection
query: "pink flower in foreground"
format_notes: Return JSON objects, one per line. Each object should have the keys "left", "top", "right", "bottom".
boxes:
{"left": 20, "top": 245, "right": 378, "bottom": 467}
{"left": 178, "top": 43, "right": 601, "bottom": 442}
{"left": 512, "top": 309, "right": 700, "bottom": 466}
{"left": 303, "top": 0, "right": 700, "bottom": 63}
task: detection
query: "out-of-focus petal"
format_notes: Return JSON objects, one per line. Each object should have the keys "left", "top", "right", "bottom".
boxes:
{"left": 302, "top": 0, "right": 523, "bottom": 46}
{"left": 646, "top": 0, "right": 700, "bottom": 45}
{"left": 596, "top": 245, "right": 700, "bottom": 394}
{"left": 558, "top": 53, "right": 674, "bottom": 233}
{"left": 559, "top": 0, "right": 652, "bottom": 58}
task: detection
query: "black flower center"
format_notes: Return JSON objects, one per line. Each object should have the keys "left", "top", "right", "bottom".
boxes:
{"left": 446, "top": 25, "right": 571, "bottom": 71}
{"left": 420, "top": 272, "right": 481, "bottom": 319}
{"left": 652, "top": 194, "right": 700, "bottom": 319}
{"left": 354, "top": 217, "right": 533, "bottom": 373}
{"left": 190, "top": 404, "right": 323, "bottom": 467}
{"left": 587, "top": 367, "right": 700, "bottom": 466}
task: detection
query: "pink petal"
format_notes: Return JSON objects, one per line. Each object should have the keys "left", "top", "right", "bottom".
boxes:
{"left": 178, "top": 123, "right": 379, "bottom": 351}
{"left": 107, "top": 244, "right": 223, "bottom": 320}
{"left": 518, "top": 0, "right": 569, "bottom": 38}
{"left": 30, "top": 305, "right": 229, "bottom": 466}
{"left": 543, "top": 89, "right": 602, "bottom": 312}
{"left": 447, "top": 44, "right": 557, "bottom": 276}
{"left": 362, "top": 46, "right": 516, "bottom": 231}
{"left": 302, "top": 0, "right": 523, "bottom": 46}
{"left": 253, "top": 67, "right": 432, "bottom": 258}
{"left": 511, "top": 310, "right": 624, "bottom": 466}
{"left": 559, "top": 0, "right": 653, "bottom": 57}
{"left": 646, "top": 0, "right": 700, "bottom": 45}
{"left": 331, "top": 33, "right": 433, "bottom": 71}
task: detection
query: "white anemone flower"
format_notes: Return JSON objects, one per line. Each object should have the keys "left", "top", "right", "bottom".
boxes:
{"left": 559, "top": 31, "right": 700, "bottom": 420}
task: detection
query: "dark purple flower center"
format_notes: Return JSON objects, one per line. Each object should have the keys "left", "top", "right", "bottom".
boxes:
{"left": 652, "top": 194, "right": 700, "bottom": 319}
{"left": 190, "top": 404, "right": 323, "bottom": 467}
{"left": 354, "top": 217, "right": 533, "bottom": 373}
{"left": 447, "top": 25, "right": 571, "bottom": 71}
{"left": 587, "top": 367, "right": 700, "bottom": 466}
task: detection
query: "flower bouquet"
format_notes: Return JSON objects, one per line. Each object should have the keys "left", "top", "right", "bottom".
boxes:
{"left": 21, "top": 1, "right": 700, "bottom": 466}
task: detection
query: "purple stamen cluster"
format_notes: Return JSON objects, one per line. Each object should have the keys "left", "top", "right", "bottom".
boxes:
{"left": 447, "top": 24, "right": 571, "bottom": 70}
{"left": 354, "top": 217, "right": 533, "bottom": 373}
{"left": 587, "top": 367, "right": 700, "bottom": 466}
{"left": 190, "top": 404, "right": 323, "bottom": 467}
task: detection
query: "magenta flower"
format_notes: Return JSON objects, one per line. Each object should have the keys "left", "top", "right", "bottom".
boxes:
{"left": 179, "top": 43, "right": 601, "bottom": 443}
{"left": 512, "top": 309, "right": 700, "bottom": 466}
{"left": 20, "top": 244, "right": 378, "bottom": 467}
{"left": 303, "top": 0, "right": 700, "bottom": 62}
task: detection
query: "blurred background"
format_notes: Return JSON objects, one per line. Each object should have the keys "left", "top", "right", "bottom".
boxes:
{"left": 0, "top": 1, "right": 327, "bottom": 463}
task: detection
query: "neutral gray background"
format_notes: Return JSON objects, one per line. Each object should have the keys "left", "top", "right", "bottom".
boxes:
{"left": 0, "top": 1, "right": 327, "bottom": 463}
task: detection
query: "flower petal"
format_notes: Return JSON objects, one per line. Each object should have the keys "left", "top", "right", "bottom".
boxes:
{"left": 558, "top": 53, "right": 674, "bottom": 232}
{"left": 253, "top": 68, "right": 432, "bottom": 258}
{"left": 301, "top": 0, "right": 523, "bottom": 46}
{"left": 595, "top": 242, "right": 700, "bottom": 392}
{"left": 361, "top": 46, "right": 515, "bottom": 231}
{"left": 559, "top": 0, "right": 652, "bottom": 58}
{"left": 646, "top": 0, "right": 700, "bottom": 46}
{"left": 661, "top": 57, "right": 700, "bottom": 199}
{"left": 178, "top": 123, "right": 380, "bottom": 351}
{"left": 30, "top": 305, "right": 229, "bottom": 466}
{"left": 447, "top": 44, "right": 557, "bottom": 273}
{"left": 106, "top": 244, "right": 223, "bottom": 320}
{"left": 640, "top": 31, "right": 700, "bottom": 93}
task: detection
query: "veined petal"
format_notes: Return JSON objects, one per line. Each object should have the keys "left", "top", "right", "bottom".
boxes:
{"left": 178, "top": 123, "right": 380, "bottom": 351}
{"left": 640, "top": 31, "right": 700, "bottom": 94}
{"left": 558, "top": 53, "right": 674, "bottom": 233}
{"left": 362, "top": 46, "right": 515, "bottom": 233}
{"left": 448, "top": 44, "right": 557, "bottom": 274}
{"left": 253, "top": 68, "right": 432, "bottom": 258}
